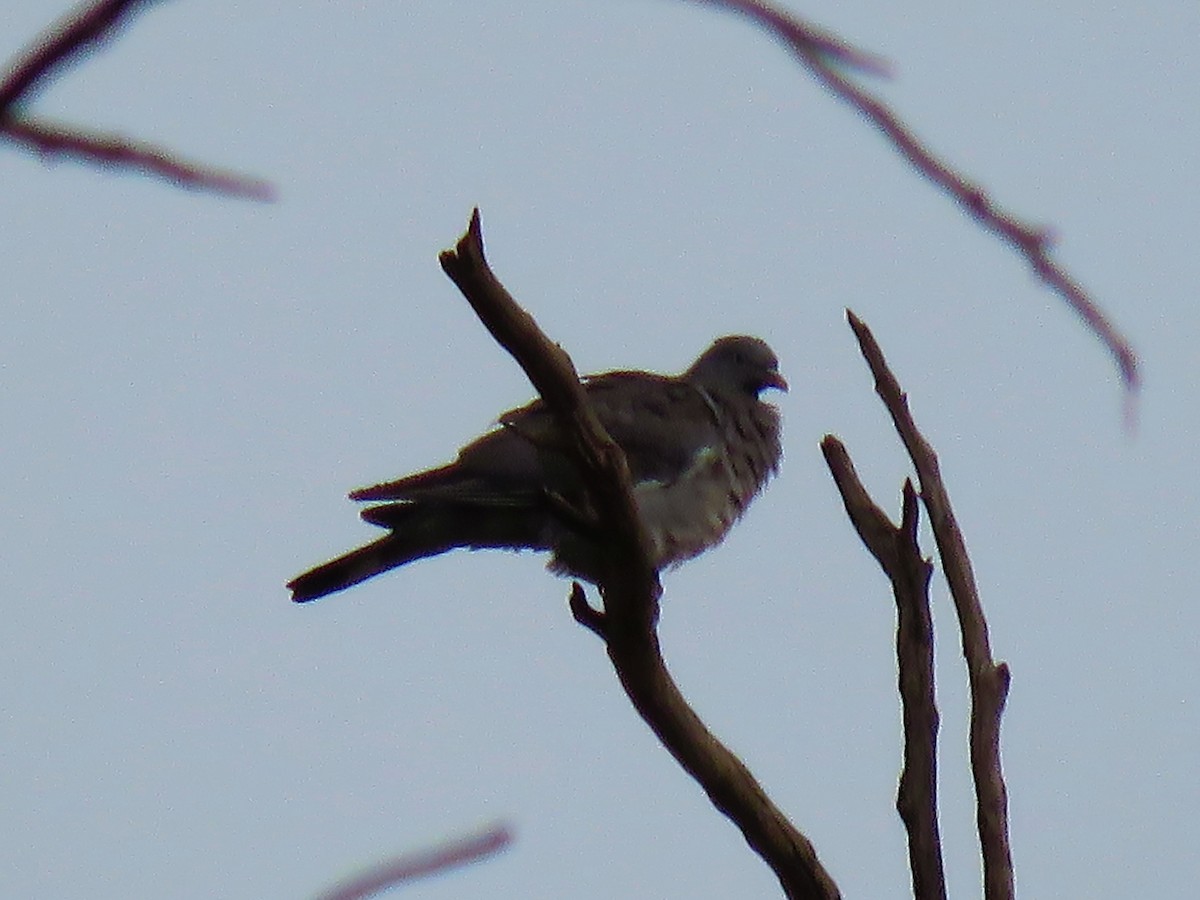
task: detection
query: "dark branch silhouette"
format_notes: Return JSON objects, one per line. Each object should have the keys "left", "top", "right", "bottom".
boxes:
{"left": 833, "top": 310, "right": 1014, "bottom": 900}
{"left": 312, "top": 822, "right": 512, "bottom": 900}
{"left": 822, "top": 442, "right": 946, "bottom": 900}
{"left": 2, "top": 118, "right": 274, "bottom": 199}
{"left": 439, "top": 209, "right": 840, "bottom": 900}
{"left": 4, "top": 0, "right": 1137, "bottom": 388}
{"left": 0, "top": 0, "right": 273, "bottom": 200}
{"left": 681, "top": 0, "right": 1137, "bottom": 391}
{"left": 0, "top": 0, "right": 147, "bottom": 109}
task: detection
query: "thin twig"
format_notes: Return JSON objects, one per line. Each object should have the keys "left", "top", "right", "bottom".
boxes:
{"left": 680, "top": 0, "right": 1137, "bottom": 391}
{"left": 569, "top": 581, "right": 608, "bottom": 638}
{"left": 312, "top": 822, "right": 512, "bottom": 900}
{"left": 845, "top": 309, "right": 1014, "bottom": 900}
{"left": 2, "top": 118, "right": 275, "bottom": 200}
{"left": 680, "top": 0, "right": 890, "bottom": 76}
{"left": 439, "top": 209, "right": 840, "bottom": 900}
{"left": 822, "top": 439, "right": 946, "bottom": 900}
{"left": 0, "top": 0, "right": 152, "bottom": 110}
{"left": 0, "top": 0, "right": 273, "bottom": 200}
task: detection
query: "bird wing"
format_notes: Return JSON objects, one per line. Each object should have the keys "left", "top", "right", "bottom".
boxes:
{"left": 496, "top": 373, "right": 721, "bottom": 488}
{"left": 351, "top": 373, "right": 721, "bottom": 505}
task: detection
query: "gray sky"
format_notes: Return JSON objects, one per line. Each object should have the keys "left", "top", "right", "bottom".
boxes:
{"left": 2, "top": 2, "right": 1197, "bottom": 897}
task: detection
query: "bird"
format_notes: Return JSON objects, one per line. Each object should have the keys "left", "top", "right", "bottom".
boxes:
{"left": 288, "top": 335, "right": 786, "bottom": 602}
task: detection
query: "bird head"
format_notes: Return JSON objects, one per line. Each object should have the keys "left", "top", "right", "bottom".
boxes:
{"left": 686, "top": 335, "right": 788, "bottom": 398}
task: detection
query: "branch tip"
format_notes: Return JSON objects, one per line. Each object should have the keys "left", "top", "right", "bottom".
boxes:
{"left": 0, "top": 1, "right": 275, "bottom": 199}
{"left": 569, "top": 583, "right": 607, "bottom": 638}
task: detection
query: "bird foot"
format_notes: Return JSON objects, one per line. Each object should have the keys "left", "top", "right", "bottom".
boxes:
{"left": 543, "top": 489, "right": 603, "bottom": 536}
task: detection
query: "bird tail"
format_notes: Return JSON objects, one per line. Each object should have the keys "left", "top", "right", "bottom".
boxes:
{"left": 288, "top": 534, "right": 416, "bottom": 603}
{"left": 349, "top": 464, "right": 463, "bottom": 501}
{"left": 287, "top": 503, "right": 547, "bottom": 603}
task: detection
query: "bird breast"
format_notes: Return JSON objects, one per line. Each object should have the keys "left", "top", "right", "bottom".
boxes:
{"left": 636, "top": 397, "right": 781, "bottom": 568}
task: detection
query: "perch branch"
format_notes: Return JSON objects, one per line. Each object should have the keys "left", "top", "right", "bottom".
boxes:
{"left": 681, "top": 0, "right": 1137, "bottom": 391}
{"left": 822, "top": 439, "right": 946, "bottom": 900}
{"left": 0, "top": 0, "right": 273, "bottom": 200}
{"left": 439, "top": 209, "right": 840, "bottom": 900}
{"left": 845, "top": 309, "right": 1014, "bottom": 900}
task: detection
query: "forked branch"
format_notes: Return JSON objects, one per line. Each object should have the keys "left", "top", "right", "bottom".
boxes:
{"left": 0, "top": 0, "right": 273, "bottom": 199}
{"left": 822, "top": 441, "right": 946, "bottom": 900}
{"left": 834, "top": 310, "right": 1014, "bottom": 900}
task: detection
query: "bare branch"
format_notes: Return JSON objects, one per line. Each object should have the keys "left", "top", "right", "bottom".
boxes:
{"left": 438, "top": 209, "right": 659, "bottom": 618}
{"left": 1, "top": 118, "right": 275, "bottom": 200}
{"left": 845, "top": 309, "right": 1014, "bottom": 900}
{"left": 0, "top": 0, "right": 150, "bottom": 110}
{"left": 680, "top": 0, "right": 890, "bottom": 76}
{"left": 439, "top": 210, "right": 840, "bottom": 900}
{"left": 822, "top": 439, "right": 946, "bottom": 900}
{"left": 0, "top": 0, "right": 274, "bottom": 200}
{"left": 568, "top": 581, "right": 608, "bottom": 639}
{"left": 680, "top": 0, "right": 1137, "bottom": 391}
{"left": 312, "top": 822, "right": 512, "bottom": 900}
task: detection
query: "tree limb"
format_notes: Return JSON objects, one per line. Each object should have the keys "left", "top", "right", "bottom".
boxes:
{"left": 844, "top": 309, "right": 1014, "bottom": 900}
{"left": 0, "top": 0, "right": 273, "bottom": 200}
{"left": 439, "top": 209, "right": 840, "bottom": 900}
{"left": 680, "top": 0, "right": 1137, "bottom": 391}
{"left": 822, "top": 439, "right": 946, "bottom": 900}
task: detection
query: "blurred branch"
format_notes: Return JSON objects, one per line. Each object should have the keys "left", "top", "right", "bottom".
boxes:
{"left": 439, "top": 209, "right": 840, "bottom": 900}
{"left": 2, "top": 118, "right": 274, "bottom": 198}
{"left": 843, "top": 309, "right": 1015, "bottom": 900}
{"left": 312, "top": 822, "right": 512, "bottom": 900}
{"left": 680, "top": 0, "right": 890, "bottom": 76}
{"left": 680, "top": 0, "right": 1138, "bottom": 391}
{"left": 0, "top": 0, "right": 274, "bottom": 200}
{"left": 821, "top": 440, "right": 946, "bottom": 900}
{"left": 0, "top": 0, "right": 149, "bottom": 109}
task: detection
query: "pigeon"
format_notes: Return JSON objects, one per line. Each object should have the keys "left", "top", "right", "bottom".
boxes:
{"left": 288, "top": 335, "right": 786, "bottom": 602}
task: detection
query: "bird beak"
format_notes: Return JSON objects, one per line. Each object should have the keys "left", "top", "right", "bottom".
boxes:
{"left": 765, "top": 371, "right": 789, "bottom": 393}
